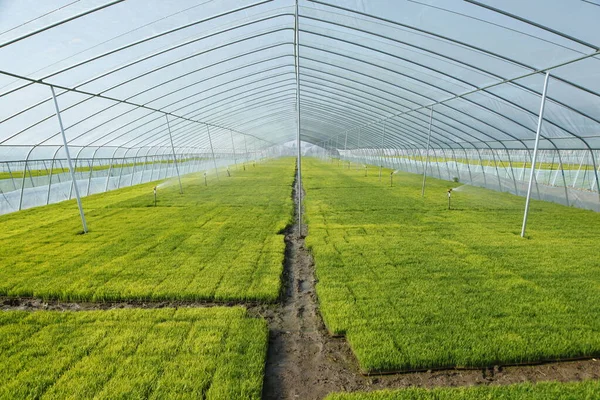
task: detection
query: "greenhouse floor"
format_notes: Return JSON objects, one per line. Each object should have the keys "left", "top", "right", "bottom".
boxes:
{"left": 1, "top": 158, "right": 599, "bottom": 399}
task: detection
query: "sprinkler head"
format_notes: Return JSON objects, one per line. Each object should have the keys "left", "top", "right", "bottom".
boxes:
{"left": 447, "top": 188, "right": 453, "bottom": 197}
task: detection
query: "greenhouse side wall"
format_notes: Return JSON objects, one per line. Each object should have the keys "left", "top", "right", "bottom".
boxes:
{"left": 338, "top": 148, "right": 600, "bottom": 213}
{"left": 0, "top": 154, "right": 244, "bottom": 215}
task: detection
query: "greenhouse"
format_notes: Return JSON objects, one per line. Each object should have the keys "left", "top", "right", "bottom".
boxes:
{"left": 1, "top": 1, "right": 599, "bottom": 399}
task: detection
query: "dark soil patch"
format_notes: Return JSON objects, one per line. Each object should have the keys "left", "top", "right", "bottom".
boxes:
{"left": 0, "top": 297, "right": 267, "bottom": 312}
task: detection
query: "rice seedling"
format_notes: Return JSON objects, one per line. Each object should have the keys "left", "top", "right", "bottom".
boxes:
{"left": 304, "top": 158, "right": 600, "bottom": 372}
{"left": 0, "top": 158, "right": 295, "bottom": 302}
{"left": 324, "top": 380, "right": 600, "bottom": 399}
{"left": 0, "top": 307, "right": 266, "bottom": 399}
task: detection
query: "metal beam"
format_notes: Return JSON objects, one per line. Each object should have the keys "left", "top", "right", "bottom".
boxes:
{"left": 50, "top": 86, "right": 88, "bottom": 233}
{"left": 295, "top": 0, "right": 303, "bottom": 236}
{"left": 165, "top": 115, "right": 183, "bottom": 194}
{"left": 521, "top": 72, "right": 550, "bottom": 238}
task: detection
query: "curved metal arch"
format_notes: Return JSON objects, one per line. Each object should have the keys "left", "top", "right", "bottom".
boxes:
{"left": 301, "top": 44, "right": 549, "bottom": 150}
{"left": 300, "top": 87, "right": 389, "bottom": 123}
{"left": 301, "top": 12, "right": 600, "bottom": 128}
{"left": 88, "top": 75, "right": 296, "bottom": 150}
{"left": 159, "top": 67, "right": 296, "bottom": 116}
{"left": 189, "top": 82, "right": 298, "bottom": 119}
{"left": 305, "top": 0, "right": 600, "bottom": 98}
{"left": 78, "top": 67, "right": 296, "bottom": 148}
{"left": 299, "top": 63, "right": 530, "bottom": 151}
{"left": 1, "top": 57, "right": 294, "bottom": 150}
{"left": 0, "top": 0, "right": 276, "bottom": 98}
{"left": 300, "top": 79, "right": 400, "bottom": 115}
{"left": 197, "top": 91, "right": 299, "bottom": 125}
{"left": 218, "top": 107, "right": 298, "bottom": 133}
{"left": 301, "top": 25, "right": 600, "bottom": 132}
{"left": 0, "top": 70, "right": 278, "bottom": 148}
{"left": 184, "top": 71, "right": 293, "bottom": 125}
{"left": 203, "top": 98, "right": 297, "bottom": 130}
{"left": 0, "top": 41, "right": 294, "bottom": 136}
{"left": 302, "top": 2, "right": 600, "bottom": 150}
{"left": 299, "top": 102, "right": 376, "bottom": 132}
{"left": 176, "top": 96, "right": 297, "bottom": 140}
{"left": 301, "top": 47, "right": 580, "bottom": 156}
{"left": 299, "top": 91, "right": 384, "bottom": 123}
{"left": 75, "top": 17, "right": 296, "bottom": 93}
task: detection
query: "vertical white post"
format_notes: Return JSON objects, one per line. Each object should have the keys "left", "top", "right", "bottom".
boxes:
{"left": 379, "top": 121, "right": 386, "bottom": 180}
{"left": 295, "top": 0, "right": 303, "bottom": 236}
{"left": 206, "top": 124, "right": 220, "bottom": 180}
{"left": 343, "top": 130, "right": 348, "bottom": 164}
{"left": 230, "top": 129, "right": 238, "bottom": 170}
{"left": 521, "top": 72, "right": 550, "bottom": 238}
{"left": 46, "top": 159, "right": 55, "bottom": 205}
{"left": 87, "top": 158, "right": 94, "bottom": 196}
{"left": 356, "top": 128, "right": 361, "bottom": 170}
{"left": 243, "top": 134, "right": 249, "bottom": 164}
{"left": 50, "top": 86, "right": 88, "bottom": 233}
{"left": 165, "top": 115, "right": 183, "bottom": 194}
{"left": 421, "top": 106, "right": 434, "bottom": 197}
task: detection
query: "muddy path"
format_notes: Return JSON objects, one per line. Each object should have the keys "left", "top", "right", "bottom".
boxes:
{"left": 259, "top": 175, "right": 600, "bottom": 400}
{"left": 0, "top": 297, "right": 266, "bottom": 312}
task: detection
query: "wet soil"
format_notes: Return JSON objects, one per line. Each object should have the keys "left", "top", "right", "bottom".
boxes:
{"left": 0, "top": 296, "right": 265, "bottom": 312}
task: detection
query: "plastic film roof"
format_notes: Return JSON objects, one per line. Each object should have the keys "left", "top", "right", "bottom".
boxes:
{"left": 1, "top": 0, "right": 599, "bottom": 162}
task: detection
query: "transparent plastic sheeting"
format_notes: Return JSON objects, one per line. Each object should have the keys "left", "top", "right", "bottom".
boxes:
{"left": 0, "top": 145, "right": 293, "bottom": 215}
{"left": 335, "top": 149, "right": 600, "bottom": 213}
{"left": 1, "top": 0, "right": 600, "bottom": 213}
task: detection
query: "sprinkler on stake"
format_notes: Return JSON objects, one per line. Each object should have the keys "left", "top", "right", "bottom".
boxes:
{"left": 447, "top": 188, "right": 453, "bottom": 210}
{"left": 226, "top": 167, "right": 231, "bottom": 177}
{"left": 153, "top": 186, "right": 157, "bottom": 207}
{"left": 364, "top": 165, "right": 368, "bottom": 177}
{"left": 390, "top": 171, "right": 394, "bottom": 187}
{"left": 204, "top": 172, "right": 207, "bottom": 186}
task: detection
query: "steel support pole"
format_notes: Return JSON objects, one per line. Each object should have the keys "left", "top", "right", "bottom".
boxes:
{"left": 206, "top": 124, "right": 220, "bottom": 180}
{"left": 87, "top": 158, "right": 94, "bottom": 196}
{"left": 295, "top": 0, "right": 303, "bottom": 236}
{"left": 521, "top": 72, "right": 550, "bottom": 238}
{"left": 50, "top": 86, "right": 88, "bottom": 233}
{"left": 356, "top": 128, "right": 361, "bottom": 170}
{"left": 243, "top": 134, "right": 249, "bottom": 164}
{"left": 6, "top": 163, "right": 18, "bottom": 191}
{"left": 165, "top": 115, "right": 183, "bottom": 194}
{"left": 116, "top": 158, "right": 125, "bottom": 189}
{"left": 379, "top": 120, "right": 386, "bottom": 181}
{"left": 105, "top": 158, "right": 114, "bottom": 191}
{"left": 230, "top": 129, "right": 238, "bottom": 169}
{"left": 421, "top": 106, "right": 434, "bottom": 197}
{"left": 343, "top": 130, "right": 348, "bottom": 164}
{"left": 46, "top": 159, "right": 55, "bottom": 205}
